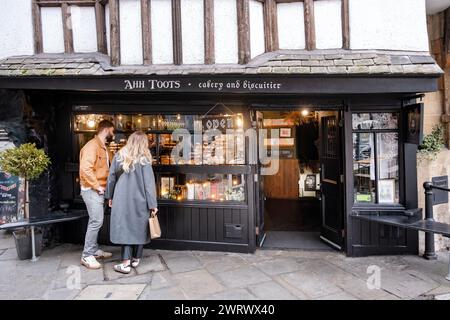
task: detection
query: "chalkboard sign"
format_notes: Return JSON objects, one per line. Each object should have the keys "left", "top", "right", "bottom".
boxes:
{"left": 0, "top": 171, "right": 20, "bottom": 224}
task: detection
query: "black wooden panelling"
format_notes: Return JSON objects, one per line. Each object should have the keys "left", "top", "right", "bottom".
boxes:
{"left": 351, "top": 218, "right": 415, "bottom": 256}
{"left": 157, "top": 204, "right": 249, "bottom": 244}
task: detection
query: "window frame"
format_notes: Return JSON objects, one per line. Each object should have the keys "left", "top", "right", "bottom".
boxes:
{"left": 351, "top": 111, "right": 404, "bottom": 208}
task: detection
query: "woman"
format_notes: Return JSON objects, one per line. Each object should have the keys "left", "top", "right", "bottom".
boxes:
{"left": 105, "top": 131, "right": 158, "bottom": 274}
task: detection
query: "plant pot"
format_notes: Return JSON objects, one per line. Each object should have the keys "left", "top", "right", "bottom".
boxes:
{"left": 12, "top": 229, "right": 43, "bottom": 260}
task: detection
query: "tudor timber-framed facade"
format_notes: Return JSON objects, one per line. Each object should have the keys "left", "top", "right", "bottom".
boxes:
{"left": 30, "top": 0, "right": 351, "bottom": 66}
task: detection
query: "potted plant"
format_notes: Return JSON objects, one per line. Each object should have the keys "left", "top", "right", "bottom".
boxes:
{"left": 0, "top": 143, "right": 50, "bottom": 260}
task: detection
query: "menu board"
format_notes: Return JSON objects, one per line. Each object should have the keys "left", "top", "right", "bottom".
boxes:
{"left": 0, "top": 171, "right": 20, "bottom": 224}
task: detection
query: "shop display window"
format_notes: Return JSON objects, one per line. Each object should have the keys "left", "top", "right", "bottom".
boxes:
{"left": 352, "top": 112, "right": 399, "bottom": 204}
{"left": 73, "top": 113, "right": 245, "bottom": 165}
{"left": 158, "top": 173, "right": 245, "bottom": 202}
{"left": 73, "top": 112, "right": 248, "bottom": 204}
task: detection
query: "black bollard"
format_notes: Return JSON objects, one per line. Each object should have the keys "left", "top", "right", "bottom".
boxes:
{"left": 423, "top": 182, "right": 437, "bottom": 260}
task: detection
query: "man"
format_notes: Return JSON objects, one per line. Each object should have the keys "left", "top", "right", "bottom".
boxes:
{"left": 79, "top": 120, "right": 115, "bottom": 269}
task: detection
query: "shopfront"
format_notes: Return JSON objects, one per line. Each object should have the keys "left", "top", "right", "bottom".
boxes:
{"left": 0, "top": 52, "right": 442, "bottom": 256}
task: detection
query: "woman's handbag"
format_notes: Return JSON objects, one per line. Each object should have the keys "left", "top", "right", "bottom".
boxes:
{"left": 149, "top": 213, "right": 161, "bottom": 239}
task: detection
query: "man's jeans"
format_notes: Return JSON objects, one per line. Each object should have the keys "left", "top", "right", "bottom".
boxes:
{"left": 81, "top": 189, "right": 105, "bottom": 258}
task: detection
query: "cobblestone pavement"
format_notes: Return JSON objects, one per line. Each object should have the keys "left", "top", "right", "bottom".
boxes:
{"left": 1, "top": 230, "right": 450, "bottom": 300}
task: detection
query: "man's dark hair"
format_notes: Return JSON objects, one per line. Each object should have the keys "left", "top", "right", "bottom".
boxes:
{"left": 97, "top": 120, "right": 114, "bottom": 134}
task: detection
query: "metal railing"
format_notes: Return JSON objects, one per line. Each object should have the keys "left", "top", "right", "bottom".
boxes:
{"left": 423, "top": 182, "right": 450, "bottom": 281}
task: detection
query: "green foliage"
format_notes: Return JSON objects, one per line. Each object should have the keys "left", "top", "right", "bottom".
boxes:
{"left": 418, "top": 124, "right": 445, "bottom": 161}
{"left": 0, "top": 143, "right": 51, "bottom": 180}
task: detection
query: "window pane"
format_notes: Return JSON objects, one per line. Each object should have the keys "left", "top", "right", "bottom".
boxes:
{"left": 353, "top": 133, "right": 376, "bottom": 203}
{"left": 352, "top": 113, "right": 398, "bottom": 130}
{"left": 377, "top": 132, "right": 399, "bottom": 203}
{"left": 159, "top": 173, "right": 245, "bottom": 201}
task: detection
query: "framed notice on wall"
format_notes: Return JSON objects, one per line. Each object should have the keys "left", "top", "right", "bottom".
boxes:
{"left": 404, "top": 103, "right": 424, "bottom": 145}
{"left": 378, "top": 179, "right": 396, "bottom": 203}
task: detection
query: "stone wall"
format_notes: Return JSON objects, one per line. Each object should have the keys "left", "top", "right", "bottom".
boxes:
{"left": 420, "top": 12, "right": 450, "bottom": 252}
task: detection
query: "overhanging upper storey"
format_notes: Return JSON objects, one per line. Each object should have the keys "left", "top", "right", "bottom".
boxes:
{"left": 0, "top": 0, "right": 431, "bottom": 67}
{"left": 0, "top": 50, "right": 443, "bottom": 94}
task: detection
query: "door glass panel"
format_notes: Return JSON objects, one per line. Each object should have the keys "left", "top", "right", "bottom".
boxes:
{"left": 377, "top": 132, "right": 399, "bottom": 203}
{"left": 353, "top": 133, "right": 376, "bottom": 203}
{"left": 352, "top": 113, "right": 398, "bottom": 130}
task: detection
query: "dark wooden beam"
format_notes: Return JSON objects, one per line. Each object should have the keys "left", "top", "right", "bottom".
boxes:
{"left": 342, "top": 0, "right": 350, "bottom": 49}
{"left": 109, "top": 0, "right": 120, "bottom": 65}
{"left": 263, "top": 0, "right": 278, "bottom": 52}
{"left": 37, "top": 0, "right": 97, "bottom": 7}
{"left": 95, "top": 0, "right": 107, "bottom": 53}
{"left": 204, "top": 0, "right": 215, "bottom": 64}
{"left": 237, "top": 0, "right": 250, "bottom": 64}
{"left": 61, "top": 2, "right": 74, "bottom": 53}
{"left": 141, "top": 0, "right": 152, "bottom": 64}
{"left": 172, "top": 0, "right": 182, "bottom": 65}
{"left": 304, "top": 0, "right": 315, "bottom": 51}
{"left": 32, "top": 2, "right": 43, "bottom": 53}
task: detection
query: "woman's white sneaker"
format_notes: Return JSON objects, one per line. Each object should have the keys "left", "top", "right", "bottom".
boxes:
{"left": 114, "top": 263, "right": 131, "bottom": 274}
{"left": 131, "top": 259, "right": 140, "bottom": 268}
{"left": 81, "top": 255, "right": 102, "bottom": 269}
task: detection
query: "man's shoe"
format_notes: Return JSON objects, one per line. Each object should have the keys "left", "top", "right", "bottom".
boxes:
{"left": 81, "top": 256, "right": 102, "bottom": 269}
{"left": 94, "top": 249, "right": 113, "bottom": 259}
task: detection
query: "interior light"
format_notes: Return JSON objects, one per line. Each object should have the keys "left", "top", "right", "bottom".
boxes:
{"left": 177, "top": 114, "right": 181, "bottom": 120}
{"left": 301, "top": 109, "right": 309, "bottom": 116}
{"left": 87, "top": 119, "right": 96, "bottom": 128}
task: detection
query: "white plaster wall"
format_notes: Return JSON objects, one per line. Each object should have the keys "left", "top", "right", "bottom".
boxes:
{"left": 41, "top": 7, "right": 65, "bottom": 53}
{"left": 350, "top": 0, "right": 429, "bottom": 51}
{"left": 181, "top": 0, "right": 204, "bottom": 64}
{"left": 214, "top": 0, "right": 238, "bottom": 64}
{"left": 151, "top": 0, "right": 173, "bottom": 64}
{"left": 105, "top": 4, "right": 111, "bottom": 55}
{"left": 314, "top": 0, "right": 342, "bottom": 49}
{"left": 277, "top": 2, "right": 305, "bottom": 50}
{"left": 249, "top": 0, "right": 265, "bottom": 58}
{"left": 0, "top": 0, "right": 34, "bottom": 59}
{"left": 71, "top": 6, "right": 98, "bottom": 53}
{"left": 119, "top": 0, "right": 143, "bottom": 65}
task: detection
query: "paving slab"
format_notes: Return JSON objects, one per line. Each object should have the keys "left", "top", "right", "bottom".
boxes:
{"left": 174, "top": 270, "right": 225, "bottom": 299}
{"left": 0, "top": 231, "right": 15, "bottom": 250}
{"left": 139, "top": 284, "right": 188, "bottom": 300}
{"left": 379, "top": 269, "right": 440, "bottom": 299}
{"left": 0, "top": 248, "right": 18, "bottom": 261}
{"left": 149, "top": 270, "right": 179, "bottom": 290}
{"left": 278, "top": 270, "right": 343, "bottom": 299}
{"left": 207, "top": 288, "right": 256, "bottom": 300}
{"left": 315, "top": 291, "right": 358, "bottom": 300}
{"left": 76, "top": 284, "right": 146, "bottom": 300}
{"left": 163, "top": 254, "right": 203, "bottom": 274}
{"left": 53, "top": 265, "right": 105, "bottom": 290}
{"left": 253, "top": 257, "right": 306, "bottom": 276}
{"left": 135, "top": 254, "right": 165, "bottom": 274}
{"left": 44, "top": 287, "right": 81, "bottom": 300}
{"left": 247, "top": 281, "right": 297, "bottom": 300}
{"left": 113, "top": 272, "right": 153, "bottom": 285}
{"left": 215, "top": 266, "right": 271, "bottom": 289}
{"left": 200, "top": 254, "right": 247, "bottom": 274}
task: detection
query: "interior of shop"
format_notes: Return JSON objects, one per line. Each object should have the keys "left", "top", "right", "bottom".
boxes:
{"left": 259, "top": 110, "right": 332, "bottom": 250}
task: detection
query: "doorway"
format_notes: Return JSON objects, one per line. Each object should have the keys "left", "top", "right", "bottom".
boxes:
{"left": 256, "top": 109, "right": 344, "bottom": 250}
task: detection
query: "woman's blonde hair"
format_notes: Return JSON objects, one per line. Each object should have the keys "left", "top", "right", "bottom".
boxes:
{"left": 117, "top": 131, "right": 153, "bottom": 173}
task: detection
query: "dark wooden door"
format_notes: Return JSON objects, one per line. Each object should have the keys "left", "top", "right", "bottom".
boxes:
{"left": 319, "top": 113, "right": 344, "bottom": 249}
{"left": 255, "top": 111, "right": 266, "bottom": 246}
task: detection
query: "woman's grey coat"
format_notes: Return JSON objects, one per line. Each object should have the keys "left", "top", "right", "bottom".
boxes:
{"left": 105, "top": 155, "right": 158, "bottom": 245}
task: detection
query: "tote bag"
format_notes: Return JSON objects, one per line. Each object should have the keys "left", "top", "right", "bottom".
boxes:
{"left": 149, "top": 214, "right": 161, "bottom": 239}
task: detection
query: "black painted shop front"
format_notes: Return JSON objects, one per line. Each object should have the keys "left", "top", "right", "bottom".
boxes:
{"left": 0, "top": 74, "right": 438, "bottom": 256}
